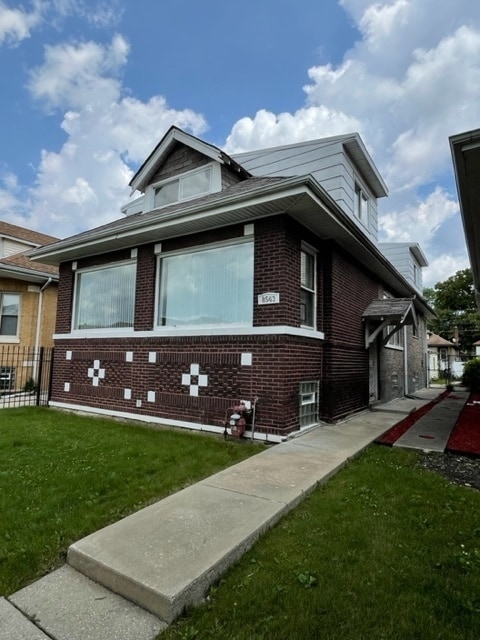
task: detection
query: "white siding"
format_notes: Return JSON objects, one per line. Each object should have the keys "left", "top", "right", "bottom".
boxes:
{"left": 0, "top": 238, "right": 32, "bottom": 258}
{"left": 234, "top": 139, "right": 381, "bottom": 243}
{"left": 379, "top": 243, "right": 424, "bottom": 292}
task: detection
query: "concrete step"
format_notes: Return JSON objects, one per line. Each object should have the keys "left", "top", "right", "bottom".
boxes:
{"left": 8, "top": 565, "right": 166, "bottom": 640}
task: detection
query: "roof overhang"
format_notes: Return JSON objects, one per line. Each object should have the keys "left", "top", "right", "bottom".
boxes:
{"left": 362, "top": 298, "right": 418, "bottom": 348}
{"left": 450, "top": 129, "right": 480, "bottom": 309}
{"left": 29, "top": 174, "right": 433, "bottom": 319}
{"left": 0, "top": 263, "right": 58, "bottom": 284}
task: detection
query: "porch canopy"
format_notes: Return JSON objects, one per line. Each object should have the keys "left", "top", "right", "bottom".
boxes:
{"left": 362, "top": 297, "right": 417, "bottom": 348}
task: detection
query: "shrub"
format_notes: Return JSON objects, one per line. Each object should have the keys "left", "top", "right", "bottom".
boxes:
{"left": 461, "top": 358, "right": 480, "bottom": 391}
{"left": 23, "top": 377, "right": 37, "bottom": 393}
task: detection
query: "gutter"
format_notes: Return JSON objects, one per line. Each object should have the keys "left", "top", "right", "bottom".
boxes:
{"left": 33, "top": 278, "right": 53, "bottom": 380}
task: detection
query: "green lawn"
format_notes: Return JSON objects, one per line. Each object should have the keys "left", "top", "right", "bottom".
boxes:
{"left": 3, "top": 409, "right": 480, "bottom": 639}
{"left": 162, "top": 446, "right": 480, "bottom": 640}
{"left": 0, "top": 407, "right": 262, "bottom": 596}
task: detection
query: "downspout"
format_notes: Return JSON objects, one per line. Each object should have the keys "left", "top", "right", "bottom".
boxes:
{"left": 33, "top": 278, "right": 53, "bottom": 381}
{"left": 403, "top": 325, "right": 408, "bottom": 396}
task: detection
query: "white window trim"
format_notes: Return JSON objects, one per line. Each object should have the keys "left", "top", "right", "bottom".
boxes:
{"left": 155, "top": 236, "right": 253, "bottom": 330}
{"left": 0, "top": 291, "right": 20, "bottom": 341}
{"left": 354, "top": 181, "right": 370, "bottom": 227}
{"left": 147, "top": 162, "right": 221, "bottom": 211}
{"left": 300, "top": 242, "right": 317, "bottom": 331}
{"left": 382, "top": 292, "right": 405, "bottom": 351}
{"left": 72, "top": 259, "right": 137, "bottom": 333}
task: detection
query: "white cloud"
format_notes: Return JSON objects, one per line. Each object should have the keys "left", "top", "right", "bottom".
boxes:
{"left": 18, "top": 36, "right": 207, "bottom": 237}
{"left": 424, "top": 253, "right": 470, "bottom": 288}
{"left": 224, "top": 106, "right": 361, "bottom": 153}
{"left": 0, "top": 1, "right": 43, "bottom": 45}
{"left": 379, "top": 187, "right": 458, "bottom": 246}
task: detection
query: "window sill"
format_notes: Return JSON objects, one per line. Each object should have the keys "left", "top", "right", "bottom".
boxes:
{"left": 55, "top": 325, "right": 325, "bottom": 341}
{"left": 0, "top": 337, "right": 20, "bottom": 344}
{"left": 385, "top": 344, "right": 404, "bottom": 351}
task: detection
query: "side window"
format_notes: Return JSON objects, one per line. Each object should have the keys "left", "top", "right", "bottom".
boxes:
{"left": 354, "top": 183, "right": 369, "bottom": 225}
{"left": 0, "top": 293, "right": 20, "bottom": 337}
{"left": 300, "top": 246, "right": 316, "bottom": 329}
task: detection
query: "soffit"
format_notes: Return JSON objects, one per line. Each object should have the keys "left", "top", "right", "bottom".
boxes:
{"left": 450, "top": 129, "right": 480, "bottom": 308}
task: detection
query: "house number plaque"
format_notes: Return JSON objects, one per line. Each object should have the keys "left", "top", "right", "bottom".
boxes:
{"left": 258, "top": 292, "right": 280, "bottom": 305}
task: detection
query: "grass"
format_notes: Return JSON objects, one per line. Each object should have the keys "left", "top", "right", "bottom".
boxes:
{"left": 161, "top": 446, "right": 480, "bottom": 640}
{"left": 0, "top": 407, "right": 262, "bottom": 596}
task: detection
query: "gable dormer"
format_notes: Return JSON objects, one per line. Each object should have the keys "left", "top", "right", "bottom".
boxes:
{"left": 122, "top": 127, "right": 250, "bottom": 216}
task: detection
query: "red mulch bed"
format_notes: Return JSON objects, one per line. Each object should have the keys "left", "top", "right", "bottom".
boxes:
{"left": 447, "top": 393, "right": 480, "bottom": 456}
{"left": 376, "top": 390, "right": 450, "bottom": 446}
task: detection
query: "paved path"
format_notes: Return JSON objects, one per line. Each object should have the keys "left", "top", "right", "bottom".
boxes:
{"left": 0, "top": 388, "right": 452, "bottom": 640}
{"left": 393, "top": 390, "right": 469, "bottom": 452}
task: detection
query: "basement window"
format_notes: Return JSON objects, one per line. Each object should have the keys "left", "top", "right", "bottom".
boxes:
{"left": 299, "top": 381, "right": 319, "bottom": 428}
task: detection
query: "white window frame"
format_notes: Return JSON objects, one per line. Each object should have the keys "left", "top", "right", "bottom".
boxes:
{"left": 354, "top": 182, "right": 369, "bottom": 226}
{"left": 72, "top": 259, "right": 137, "bottom": 333}
{"left": 148, "top": 163, "right": 221, "bottom": 210}
{"left": 155, "top": 237, "right": 254, "bottom": 329}
{"left": 0, "top": 292, "right": 20, "bottom": 342}
{"left": 383, "top": 292, "right": 404, "bottom": 350}
{"left": 300, "top": 243, "right": 317, "bottom": 330}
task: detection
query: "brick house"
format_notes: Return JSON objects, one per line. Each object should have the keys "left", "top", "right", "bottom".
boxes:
{"left": 0, "top": 221, "right": 59, "bottom": 391}
{"left": 30, "top": 127, "right": 433, "bottom": 440}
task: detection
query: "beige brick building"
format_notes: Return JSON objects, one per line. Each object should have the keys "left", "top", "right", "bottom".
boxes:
{"left": 0, "top": 221, "right": 59, "bottom": 391}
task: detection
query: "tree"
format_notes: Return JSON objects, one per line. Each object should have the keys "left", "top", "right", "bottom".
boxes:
{"left": 424, "top": 268, "right": 480, "bottom": 354}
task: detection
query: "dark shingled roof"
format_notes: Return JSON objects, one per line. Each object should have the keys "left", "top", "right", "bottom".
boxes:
{"left": 427, "top": 333, "right": 455, "bottom": 348}
{"left": 362, "top": 297, "right": 415, "bottom": 320}
{"left": 0, "top": 220, "right": 59, "bottom": 246}
{"left": 0, "top": 251, "right": 58, "bottom": 277}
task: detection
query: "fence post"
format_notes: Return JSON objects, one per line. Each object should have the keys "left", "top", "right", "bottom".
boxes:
{"left": 36, "top": 347, "right": 44, "bottom": 407}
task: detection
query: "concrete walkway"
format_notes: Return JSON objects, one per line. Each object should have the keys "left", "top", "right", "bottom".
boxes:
{"left": 1, "top": 388, "right": 453, "bottom": 640}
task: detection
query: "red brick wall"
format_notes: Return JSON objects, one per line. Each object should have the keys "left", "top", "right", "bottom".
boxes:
{"left": 321, "top": 243, "right": 379, "bottom": 420}
{"left": 52, "top": 334, "right": 323, "bottom": 436}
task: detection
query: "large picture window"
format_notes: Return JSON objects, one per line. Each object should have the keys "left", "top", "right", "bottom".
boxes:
{"left": 158, "top": 241, "right": 253, "bottom": 327}
{"left": 0, "top": 293, "right": 19, "bottom": 336}
{"left": 74, "top": 262, "right": 136, "bottom": 330}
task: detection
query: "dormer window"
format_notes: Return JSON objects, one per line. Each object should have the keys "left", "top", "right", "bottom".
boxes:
{"left": 152, "top": 165, "right": 214, "bottom": 209}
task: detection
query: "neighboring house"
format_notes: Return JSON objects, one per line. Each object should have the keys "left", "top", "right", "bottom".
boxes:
{"left": 30, "top": 127, "right": 434, "bottom": 440}
{"left": 473, "top": 340, "right": 480, "bottom": 357}
{"left": 0, "top": 221, "right": 59, "bottom": 391}
{"left": 427, "top": 332, "right": 462, "bottom": 380}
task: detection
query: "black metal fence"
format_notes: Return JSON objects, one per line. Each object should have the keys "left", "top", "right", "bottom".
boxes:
{"left": 0, "top": 346, "right": 54, "bottom": 408}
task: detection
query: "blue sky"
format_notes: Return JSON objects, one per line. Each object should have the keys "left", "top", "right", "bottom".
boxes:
{"left": 1, "top": 0, "right": 479, "bottom": 287}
